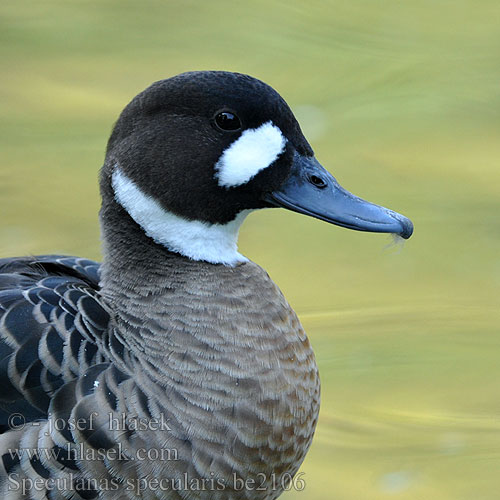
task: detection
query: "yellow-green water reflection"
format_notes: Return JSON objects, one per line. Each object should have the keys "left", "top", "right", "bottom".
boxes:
{"left": 1, "top": 1, "right": 500, "bottom": 498}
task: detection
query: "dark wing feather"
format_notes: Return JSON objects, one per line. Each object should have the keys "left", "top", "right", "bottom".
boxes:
{"left": 0, "top": 255, "right": 110, "bottom": 432}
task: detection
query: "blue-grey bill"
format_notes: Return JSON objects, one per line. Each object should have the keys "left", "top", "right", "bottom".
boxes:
{"left": 265, "top": 155, "right": 413, "bottom": 239}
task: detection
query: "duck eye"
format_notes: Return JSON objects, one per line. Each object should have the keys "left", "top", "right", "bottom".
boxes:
{"left": 214, "top": 111, "right": 241, "bottom": 131}
{"left": 308, "top": 175, "right": 327, "bottom": 189}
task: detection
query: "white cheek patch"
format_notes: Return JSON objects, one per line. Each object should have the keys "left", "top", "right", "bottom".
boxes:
{"left": 214, "top": 121, "right": 287, "bottom": 188}
{"left": 112, "top": 168, "right": 249, "bottom": 266}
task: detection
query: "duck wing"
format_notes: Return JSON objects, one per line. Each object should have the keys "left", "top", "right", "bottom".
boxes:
{"left": 0, "top": 255, "right": 110, "bottom": 433}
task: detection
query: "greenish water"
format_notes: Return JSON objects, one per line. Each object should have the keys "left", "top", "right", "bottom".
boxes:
{"left": 1, "top": 1, "right": 500, "bottom": 498}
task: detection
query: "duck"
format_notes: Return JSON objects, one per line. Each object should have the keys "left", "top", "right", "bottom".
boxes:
{"left": 0, "top": 71, "right": 413, "bottom": 500}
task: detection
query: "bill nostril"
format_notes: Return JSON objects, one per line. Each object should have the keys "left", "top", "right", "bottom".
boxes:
{"left": 308, "top": 175, "right": 327, "bottom": 189}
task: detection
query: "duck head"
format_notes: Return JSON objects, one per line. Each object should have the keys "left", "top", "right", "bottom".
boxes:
{"left": 101, "top": 71, "right": 413, "bottom": 265}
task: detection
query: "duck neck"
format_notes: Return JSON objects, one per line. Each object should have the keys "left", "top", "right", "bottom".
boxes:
{"left": 99, "top": 195, "right": 207, "bottom": 361}
{"left": 98, "top": 167, "right": 257, "bottom": 363}
{"left": 98, "top": 194, "right": 264, "bottom": 377}
{"left": 106, "top": 167, "right": 249, "bottom": 267}
{"left": 99, "top": 178, "right": 215, "bottom": 293}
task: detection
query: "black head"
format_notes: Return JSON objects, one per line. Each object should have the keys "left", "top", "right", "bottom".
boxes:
{"left": 102, "top": 71, "right": 313, "bottom": 225}
{"left": 100, "top": 71, "right": 412, "bottom": 266}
